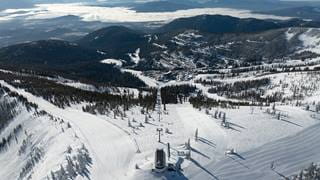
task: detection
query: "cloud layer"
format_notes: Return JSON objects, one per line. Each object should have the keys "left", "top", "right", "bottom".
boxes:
{"left": 0, "top": 3, "right": 292, "bottom": 23}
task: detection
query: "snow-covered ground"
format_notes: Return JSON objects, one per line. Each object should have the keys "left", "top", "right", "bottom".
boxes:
{"left": 1, "top": 78, "right": 319, "bottom": 179}
{"left": 122, "top": 69, "right": 159, "bottom": 87}
{"left": 194, "top": 71, "right": 320, "bottom": 104}
{"left": 1, "top": 62, "right": 320, "bottom": 180}
{"left": 191, "top": 114, "right": 320, "bottom": 180}
{"left": 0, "top": 81, "right": 137, "bottom": 180}
{"left": 129, "top": 49, "right": 141, "bottom": 65}
{"left": 298, "top": 28, "right": 320, "bottom": 54}
{"left": 130, "top": 103, "right": 319, "bottom": 179}
{"left": 101, "top": 59, "right": 124, "bottom": 67}
{"left": 0, "top": 94, "right": 86, "bottom": 180}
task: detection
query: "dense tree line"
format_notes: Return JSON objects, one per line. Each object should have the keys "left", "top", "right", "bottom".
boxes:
{"left": 0, "top": 72, "right": 157, "bottom": 115}
{"left": 228, "top": 60, "right": 320, "bottom": 74}
{"left": 208, "top": 78, "right": 270, "bottom": 93}
{"left": 82, "top": 90, "right": 157, "bottom": 116}
{"left": 207, "top": 78, "right": 271, "bottom": 102}
{"left": 194, "top": 79, "right": 223, "bottom": 86}
{"left": 161, "top": 84, "right": 197, "bottom": 104}
{"left": 189, "top": 93, "right": 250, "bottom": 109}
{"left": 197, "top": 59, "right": 320, "bottom": 80}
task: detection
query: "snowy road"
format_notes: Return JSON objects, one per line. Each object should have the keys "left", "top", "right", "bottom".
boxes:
{"left": 0, "top": 81, "right": 136, "bottom": 180}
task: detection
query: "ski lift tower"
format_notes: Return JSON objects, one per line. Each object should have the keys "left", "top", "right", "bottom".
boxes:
{"left": 156, "top": 87, "right": 162, "bottom": 122}
{"left": 157, "top": 128, "right": 163, "bottom": 142}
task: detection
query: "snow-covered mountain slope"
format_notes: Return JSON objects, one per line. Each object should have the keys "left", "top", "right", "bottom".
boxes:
{"left": 191, "top": 116, "right": 320, "bottom": 180}
{"left": 297, "top": 28, "right": 320, "bottom": 54}
{"left": 1, "top": 48, "right": 320, "bottom": 180}
{"left": 122, "top": 69, "right": 159, "bottom": 87}
{"left": 0, "top": 80, "right": 137, "bottom": 180}
{"left": 0, "top": 67, "right": 320, "bottom": 179}
{"left": 0, "top": 88, "right": 90, "bottom": 180}
{"left": 194, "top": 71, "right": 320, "bottom": 104}
{"left": 127, "top": 104, "right": 320, "bottom": 179}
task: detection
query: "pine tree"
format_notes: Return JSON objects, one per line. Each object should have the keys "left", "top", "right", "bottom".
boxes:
{"left": 187, "top": 138, "right": 191, "bottom": 150}
{"left": 51, "top": 171, "right": 56, "bottom": 180}
{"left": 144, "top": 115, "right": 148, "bottom": 124}
{"left": 66, "top": 157, "right": 77, "bottom": 178}
{"left": 128, "top": 119, "right": 131, "bottom": 127}
{"left": 195, "top": 129, "right": 198, "bottom": 141}
{"left": 59, "top": 165, "right": 66, "bottom": 179}
{"left": 222, "top": 113, "right": 226, "bottom": 123}
{"left": 167, "top": 143, "right": 171, "bottom": 158}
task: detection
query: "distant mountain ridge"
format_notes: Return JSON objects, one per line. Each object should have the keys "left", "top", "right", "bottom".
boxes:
{"left": 1, "top": 15, "right": 320, "bottom": 85}
{"left": 72, "top": 15, "right": 320, "bottom": 71}
{"left": 158, "top": 15, "right": 320, "bottom": 33}
{"left": 0, "top": 40, "right": 105, "bottom": 66}
{"left": 77, "top": 26, "right": 148, "bottom": 60}
{"left": 259, "top": 6, "right": 320, "bottom": 21}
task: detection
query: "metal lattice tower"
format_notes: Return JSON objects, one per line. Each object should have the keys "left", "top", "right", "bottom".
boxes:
{"left": 156, "top": 87, "right": 162, "bottom": 122}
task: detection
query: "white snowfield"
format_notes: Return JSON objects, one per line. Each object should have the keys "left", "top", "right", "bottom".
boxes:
{"left": 1, "top": 68, "right": 320, "bottom": 180}
{"left": 101, "top": 59, "right": 124, "bottom": 67}
{"left": 129, "top": 104, "right": 320, "bottom": 180}
{"left": 122, "top": 69, "right": 159, "bottom": 87}
{"left": 129, "top": 48, "right": 142, "bottom": 65}
{"left": 191, "top": 120, "right": 320, "bottom": 180}
{"left": 0, "top": 95, "right": 89, "bottom": 180}
{"left": 298, "top": 28, "right": 320, "bottom": 54}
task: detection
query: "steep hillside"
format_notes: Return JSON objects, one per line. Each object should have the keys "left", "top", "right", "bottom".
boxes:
{"left": 77, "top": 26, "right": 148, "bottom": 60}
{"left": 0, "top": 86, "right": 92, "bottom": 180}
{"left": 1, "top": 67, "right": 319, "bottom": 180}
{"left": 0, "top": 40, "right": 105, "bottom": 66}
{"left": 0, "top": 40, "right": 146, "bottom": 88}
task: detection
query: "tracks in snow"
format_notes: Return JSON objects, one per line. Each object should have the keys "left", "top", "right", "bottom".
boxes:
{"left": 192, "top": 121, "right": 320, "bottom": 180}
